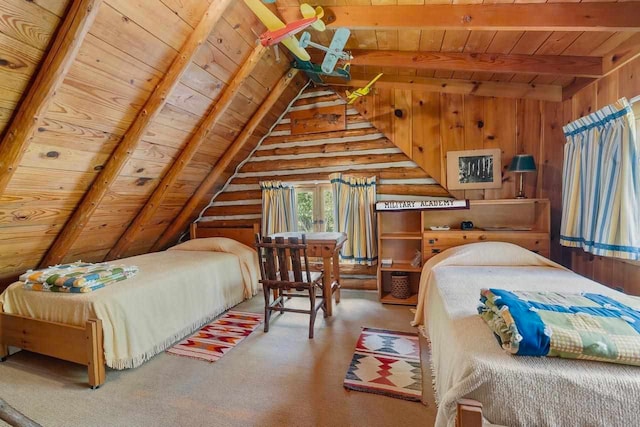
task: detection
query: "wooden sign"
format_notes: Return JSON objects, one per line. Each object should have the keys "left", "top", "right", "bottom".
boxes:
{"left": 375, "top": 199, "right": 469, "bottom": 211}
{"left": 290, "top": 104, "right": 346, "bottom": 135}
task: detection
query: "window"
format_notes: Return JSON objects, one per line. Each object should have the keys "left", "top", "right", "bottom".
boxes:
{"left": 295, "top": 185, "right": 334, "bottom": 233}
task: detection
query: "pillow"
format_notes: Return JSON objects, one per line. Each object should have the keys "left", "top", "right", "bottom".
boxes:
{"left": 167, "top": 237, "right": 253, "bottom": 253}
{"left": 430, "top": 241, "right": 564, "bottom": 269}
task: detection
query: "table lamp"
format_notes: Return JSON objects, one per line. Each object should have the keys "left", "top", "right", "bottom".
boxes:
{"left": 509, "top": 154, "right": 536, "bottom": 198}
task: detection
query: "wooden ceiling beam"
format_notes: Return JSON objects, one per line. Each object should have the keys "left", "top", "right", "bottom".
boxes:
{"left": 151, "top": 69, "right": 301, "bottom": 252}
{"left": 344, "top": 50, "right": 604, "bottom": 78}
{"left": 106, "top": 44, "right": 268, "bottom": 260}
{"left": 0, "top": 0, "right": 102, "bottom": 195}
{"left": 325, "top": 73, "right": 562, "bottom": 102}
{"left": 39, "top": 0, "right": 233, "bottom": 268}
{"left": 602, "top": 33, "right": 640, "bottom": 76}
{"left": 278, "top": 3, "right": 640, "bottom": 32}
{"left": 562, "top": 78, "right": 597, "bottom": 101}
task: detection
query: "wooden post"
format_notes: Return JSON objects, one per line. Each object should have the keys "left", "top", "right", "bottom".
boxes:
{"left": 0, "top": 0, "right": 102, "bottom": 196}
{"left": 456, "top": 399, "right": 483, "bottom": 427}
{"left": 151, "top": 69, "right": 300, "bottom": 251}
{"left": 0, "top": 303, "right": 8, "bottom": 362}
{"left": 106, "top": 44, "right": 268, "bottom": 260}
{"left": 86, "top": 318, "right": 105, "bottom": 389}
{"left": 0, "top": 398, "right": 42, "bottom": 427}
{"left": 39, "top": 0, "right": 233, "bottom": 268}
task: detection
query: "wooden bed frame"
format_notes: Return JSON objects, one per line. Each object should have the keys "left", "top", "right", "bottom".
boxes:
{"left": 0, "top": 224, "right": 260, "bottom": 389}
{"left": 189, "top": 222, "right": 260, "bottom": 247}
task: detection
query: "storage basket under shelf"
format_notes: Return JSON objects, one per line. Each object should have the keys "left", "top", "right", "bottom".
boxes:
{"left": 390, "top": 274, "right": 411, "bottom": 299}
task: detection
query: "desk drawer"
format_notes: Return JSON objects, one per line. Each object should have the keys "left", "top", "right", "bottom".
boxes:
{"left": 422, "top": 231, "right": 549, "bottom": 259}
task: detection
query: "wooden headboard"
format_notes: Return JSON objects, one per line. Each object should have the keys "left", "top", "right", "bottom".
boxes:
{"left": 190, "top": 222, "right": 260, "bottom": 248}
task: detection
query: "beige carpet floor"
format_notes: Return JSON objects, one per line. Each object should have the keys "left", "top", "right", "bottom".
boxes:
{"left": 0, "top": 290, "right": 437, "bottom": 427}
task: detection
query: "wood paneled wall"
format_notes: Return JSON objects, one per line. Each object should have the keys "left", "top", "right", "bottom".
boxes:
{"left": 0, "top": 0, "right": 304, "bottom": 285}
{"left": 349, "top": 88, "right": 546, "bottom": 201}
{"left": 539, "top": 57, "right": 640, "bottom": 296}
{"left": 347, "top": 74, "right": 640, "bottom": 296}
{"left": 199, "top": 86, "right": 449, "bottom": 228}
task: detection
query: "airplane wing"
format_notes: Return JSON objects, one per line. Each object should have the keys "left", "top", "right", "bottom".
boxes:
{"left": 363, "top": 73, "right": 384, "bottom": 90}
{"left": 300, "top": 4, "right": 326, "bottom": 31}
{"left": 281, "top": 35, "right": 311, "bottom": 61}
{"left": 321, "top": 28, "right": 351, "bottom": 73}
{"left": 243, "top": 0, "right": 285, "bottom": 31}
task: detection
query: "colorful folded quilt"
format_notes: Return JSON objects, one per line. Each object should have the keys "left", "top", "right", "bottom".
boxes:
{"left": 20, "top": 262, "right": 139, "bottom": 293}
{"left": 478, "top": 288, "right": 640, "bottom": 366}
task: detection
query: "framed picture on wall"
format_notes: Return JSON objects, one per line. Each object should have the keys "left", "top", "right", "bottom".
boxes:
{"left": 446, "top": 148, "right": 502, "bottom": 190}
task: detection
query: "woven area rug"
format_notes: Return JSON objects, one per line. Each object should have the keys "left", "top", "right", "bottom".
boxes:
{"left": 344, "top": 327, "right": 422, "bottom": 401}
{"left": 166, "top": 311, "right": 263, "bottom": 362}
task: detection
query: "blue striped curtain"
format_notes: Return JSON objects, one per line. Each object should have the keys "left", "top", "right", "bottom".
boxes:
{"left": 260, "top": 181, "right": 298, "bottom": 235}
{"left": 560, "top": 98, "right": 639, "bottom": 260}
{"left": 330, "top": 173, "right": 378, "bottom": 265}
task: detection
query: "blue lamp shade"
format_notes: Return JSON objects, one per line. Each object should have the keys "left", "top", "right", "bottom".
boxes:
{"left": 509, "top": 154, "right": 537, "bottom": 173}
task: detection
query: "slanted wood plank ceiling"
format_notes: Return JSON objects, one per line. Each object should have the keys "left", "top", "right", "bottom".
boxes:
{"left": 0, "top": 0, "right": 638, "bottom": 284}
{"left": 0, "top": 0, "right": 305, "bottom": 282}
{"left": 277, "top": 0, "right": 639, "bottom": 88}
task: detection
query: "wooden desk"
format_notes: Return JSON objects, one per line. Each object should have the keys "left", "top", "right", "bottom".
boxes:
{"left": 269, "top": 232, "right": 347, "bottom": 317}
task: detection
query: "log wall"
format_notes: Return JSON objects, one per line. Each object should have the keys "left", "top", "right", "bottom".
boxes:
{"left": 199, "top": 86, "right": 451, "bottom": 228}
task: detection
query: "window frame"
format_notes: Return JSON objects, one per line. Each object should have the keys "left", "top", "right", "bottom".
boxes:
{"left": 294, "top": 184, "right": 334, "bottom": 233}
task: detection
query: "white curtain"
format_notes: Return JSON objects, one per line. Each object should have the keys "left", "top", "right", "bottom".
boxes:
{"left": 560, "top": 97, "right": 640, "bottom": 260}
{"left": 330, "top": 173, "right": 377, "bottom": 265}
{"left": 260, "top": 181, "right": 298, "bottom": 236}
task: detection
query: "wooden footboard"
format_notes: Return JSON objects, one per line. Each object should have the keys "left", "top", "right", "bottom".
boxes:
{"left": 0, "top": 302, "right": 105, "bottom": 388}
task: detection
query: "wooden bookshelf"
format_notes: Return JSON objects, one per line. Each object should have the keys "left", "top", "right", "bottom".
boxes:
{"left": 376, "top": 199, "right": 550, "bottom": 305}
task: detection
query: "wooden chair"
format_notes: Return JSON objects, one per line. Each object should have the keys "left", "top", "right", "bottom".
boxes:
{"left": 254, "top": 234, "right": 326, "bottom": 339}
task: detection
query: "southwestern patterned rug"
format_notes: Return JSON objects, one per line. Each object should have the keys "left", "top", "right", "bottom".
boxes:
{"left": 344, "top": 327, "right": 422, "bottom": 401}
{"left": 166, "top": 311, "right": 263, "bottom": 362}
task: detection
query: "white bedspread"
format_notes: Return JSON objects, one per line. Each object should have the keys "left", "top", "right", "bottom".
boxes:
{"left": 1, "top": 244, "right": 260, "bottom": 369}
{"left": 412, "top": 242, "right": 640, "bottom": 427}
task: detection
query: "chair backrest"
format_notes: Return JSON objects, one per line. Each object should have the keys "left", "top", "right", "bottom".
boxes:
{"left": 254, "top": 234, "right": 312, "bottom": 287}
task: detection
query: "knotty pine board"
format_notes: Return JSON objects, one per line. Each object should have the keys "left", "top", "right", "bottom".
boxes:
{"left": 351, "top": 88, "right": 550, "bottom": 201}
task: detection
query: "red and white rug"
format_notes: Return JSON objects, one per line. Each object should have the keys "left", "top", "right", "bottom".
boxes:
{"left": 344, "top": 327, "right": 422, "bottom": 401}
{"left": 166, "top": 311, "right": 263, "bottom": 363}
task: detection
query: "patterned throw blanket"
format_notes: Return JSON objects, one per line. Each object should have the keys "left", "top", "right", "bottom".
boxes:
{"left": 20, "top": 262, "right": 139, "bottom": 293}
{"left": 479, "top": 288, "right": 640, "bottom": 366}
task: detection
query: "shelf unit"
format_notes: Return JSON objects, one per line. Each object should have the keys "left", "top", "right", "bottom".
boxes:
{"left": 376, "top": 199, "right": 550, "bottom": 305}
{"left": 377, "top": 210, "right": 423, "bottom": 305}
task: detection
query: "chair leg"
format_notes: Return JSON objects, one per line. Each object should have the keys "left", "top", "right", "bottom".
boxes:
{"left": 263, "top": 284, "right": 271, "bottom": 333}
{"left": 309, "top": 285, "right": 317, "bottom": 339}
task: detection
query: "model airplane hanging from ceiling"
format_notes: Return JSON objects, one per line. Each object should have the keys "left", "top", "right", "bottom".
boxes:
{"left": 243, "top": 0, "right": 325, "bottom": 62}
{"left": 299, "top": 28, "right": 352, "bottom": 74}
{"left": 345, "top": 73, "right": 384, "bottom": 104}
{"left": 291, "top": 59, "right": 351, "bottom": 84}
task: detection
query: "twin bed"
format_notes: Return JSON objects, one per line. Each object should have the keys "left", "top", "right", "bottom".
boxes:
{"left": 3, "top": 226, "right": 639, "bottom": 426}
{"left": 0, "top": 224, "right": 260, "bottom": 388}
{"left": 413, "top": 242, "right": 640, "bottom": 427}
